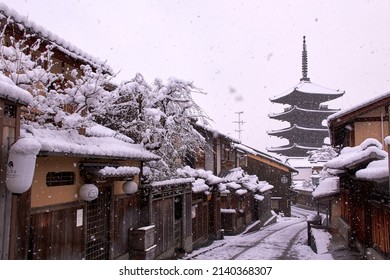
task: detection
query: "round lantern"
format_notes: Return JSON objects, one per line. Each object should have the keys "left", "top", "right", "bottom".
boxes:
{"left": 6, "top": 152, "right": 37, "bottom": 193}
{"left": 122, "top": 180, "right": 138, "bottom": 194}
{"left": 79, "top": 184, "right": 99, "bottom": 201}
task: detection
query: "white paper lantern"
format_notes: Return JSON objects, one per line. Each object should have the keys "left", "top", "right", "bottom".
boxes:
{"left": 122, "top": 180, "right": 138, "bottom": 194}
{"left": 79, "top": 184, "right": 99, "bottom": 201}
{"left": 6, "top": 152, "right": 37, "bottom": 193}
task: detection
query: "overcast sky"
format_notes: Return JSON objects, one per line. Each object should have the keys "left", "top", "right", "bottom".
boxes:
{"left": 2, "top": 0, "right": 390, "bottom": 155}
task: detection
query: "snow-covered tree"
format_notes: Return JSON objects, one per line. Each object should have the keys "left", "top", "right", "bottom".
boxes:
{"left": 98, "top": 74, "right": 210, "bottom": 180}
{"left": 307, "top": 145, "right": 338, "bottom": 162}
{"left": 1, "top": 21, "right": 114, "bottom": 130}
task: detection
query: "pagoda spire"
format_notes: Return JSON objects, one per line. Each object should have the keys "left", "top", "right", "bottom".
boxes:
{"left": 300, "top": 36, "right": 310, "bottom": 81}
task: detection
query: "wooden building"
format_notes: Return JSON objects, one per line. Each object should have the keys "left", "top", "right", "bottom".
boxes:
{"left": 0, "top": 74, "right": 33, "bottom": 259}
{"left": 192, "top": 123, "right": 239, "bottom": 175}
{"left": 176, "top": 166, "right": 224, "bottom": 250}
{"left": 7, "top": 125, "right": 159, "bottom": 260}
{"left": 0, "top": 4, "right": 150, "bottom": 260}
{"left": 233, "top": 143, "right": 298, "bottom": 217}
{"left": 139, "top": 178, "right": 193, "bottom": 259}
{"left": 327, "top": 90, "right": 390, "bottom": 259}
{"left": 219, "top": 167, "right": 274, "bottom": 235}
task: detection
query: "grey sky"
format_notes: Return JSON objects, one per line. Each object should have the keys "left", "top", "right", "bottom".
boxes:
{"left": 3, "top": 0, "right": 390, "bottom": 154}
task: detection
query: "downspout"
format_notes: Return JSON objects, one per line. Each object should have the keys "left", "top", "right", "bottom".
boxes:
{"left": 381, "top": 112, "right": 384, "bottom": 148}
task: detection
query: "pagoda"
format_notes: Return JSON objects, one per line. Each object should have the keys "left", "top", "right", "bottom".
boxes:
{"left": 267, "top": 36, "right": 344, "bottom": 157}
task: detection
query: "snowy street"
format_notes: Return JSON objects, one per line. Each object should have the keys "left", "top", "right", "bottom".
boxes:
{"left": 185, "top": 206, "right": 333, "bottom": 260}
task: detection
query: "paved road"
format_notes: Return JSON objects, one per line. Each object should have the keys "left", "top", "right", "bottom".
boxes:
{"left": 186, "top": 206, "right": 326, "bottom": 260}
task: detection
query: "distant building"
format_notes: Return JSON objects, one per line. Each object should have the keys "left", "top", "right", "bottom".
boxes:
{"left": 267, "top": 36, "right": 345, "bottom": 157}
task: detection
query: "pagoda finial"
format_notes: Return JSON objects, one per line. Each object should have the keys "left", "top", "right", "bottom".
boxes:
{"left": 300, "top": 36, "right": 310, "bottom": 81}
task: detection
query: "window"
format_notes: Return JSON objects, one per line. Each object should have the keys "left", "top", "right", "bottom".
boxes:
{"left": 4, "top": 104, "right": 16, "bottom": 118}
{"left": 46, "top": 172, "right": 75, "bottom": 187}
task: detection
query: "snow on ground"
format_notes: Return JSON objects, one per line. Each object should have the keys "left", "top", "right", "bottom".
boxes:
{"left": 184, "top": 207, "right": 333, "bottom": 260}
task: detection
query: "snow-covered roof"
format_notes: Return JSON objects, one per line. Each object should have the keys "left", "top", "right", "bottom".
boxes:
{"left": 194, "top": 122, "right": 240, "bottom": 143}
{"left": 328, "top": 91, "right": 390, "bottom": 122}
{"left": 192, "top": 178, "right": 210, "bottom": 193}
{"left": 355, "top": 158, "right": 389, "bottom": 182}
{"left": 18, "top": 125, "right": 160, "bottom": 161}
{"left": 149, "top": 178, "right": 195, "bottom": 188}
{"left": 221, "top": 167, "right": 245, "bottom": 182}
{"left": 325, "top": 138, "right": 387, "bottom": 170}
{"left": 220, "top": 167, "right": 274, "bottom": 193}
{"left": 234, "top": 143, "right": 298, "bottom": 173}
{"left": 176, "top": 166, "right": 224, "bottom": 185}
{"left": 267, "top": 124, "right": 328, "bottom": 135}
{"left": 0, "top": 73, "right": 32, "bottom": 105}
{"left": 98, "top": 166, "right": 140, "bottom": 177}
{"left": 270, "top": 80, "right": 344, "bottom": 102}
{"left": 0, "top": 3, "right": 113, "bottom": 74}
{"left": 312, "top": 177, "right": 339, "bottom": 200}
{"left": 269, "top": 105, "right": 339, "bottom": 118}
{"left": 292, "top": 181, "right": 314, "bottom": 192}
{"left": 86, "top": 124, "right": 134, "bottom": 144}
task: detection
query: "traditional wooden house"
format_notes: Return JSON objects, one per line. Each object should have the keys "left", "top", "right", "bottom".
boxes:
{"left": 311, "top": 176, "right": 340, "bottom": 228}
{"left": 182, "top": 124, "right": 240, "bottom": 243}
{"left": 0, "top": 74, "right": 32, "bottom": 259}
{"left": 327, "top": 91, "right": 390, "bottom": 259}
{"left": 0, "top": 4, "right": 155, "bottom": 260}
{"left": 233, "top": 143, "right": 298, "bottom": 217}
{"left": 176, "top": 166, "right": 224, "bottom": 250}
{"left": 191, "top": 123, "right": 239, "bottom": 175}
{"left": 325, "top": 138, "right": 389, "bottom": 259}
{"left": 219, "top": 167, "right": 274, "bottom": 235}
{"left": 5, "top": 125, "right": 159, "bottom": 260}
{"left": 138, "top": 178, "right": 193, "bottom": 259}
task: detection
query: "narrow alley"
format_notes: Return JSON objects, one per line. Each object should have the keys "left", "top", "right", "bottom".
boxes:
{"left": 185, "top": 206, "right": 336, "bottom": 260}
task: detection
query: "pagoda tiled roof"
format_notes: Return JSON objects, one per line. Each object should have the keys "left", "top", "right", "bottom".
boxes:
{"left": 270, "top": 80, "right": 344, "bottom": 105}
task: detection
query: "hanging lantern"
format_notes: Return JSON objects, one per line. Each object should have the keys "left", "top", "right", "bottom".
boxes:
{"left": 6, "top": 152, "right": 37, "bottom": 193}
{"left": 122, "top": 180, "right": 138, "bottom": 194}
{"left": 79, "top": 184, "right": 99, "bottom": 201}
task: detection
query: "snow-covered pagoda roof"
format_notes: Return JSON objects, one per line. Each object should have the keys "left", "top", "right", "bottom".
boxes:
{"left": 270, "top": 80, "right": 344, "bottom": 105}
{"left": 18, "top": 124, "right": 160, "bottom": 161}
{"left": 269, "top": 105, "right": 339, "bottom": 120}
{"left": 267, "top": 143, "right": 321, "bottom": 157}
{"left": 0, "top": 3, "right": 113, "bottom": 74}
{"left": 0, "top": 73, "right": 32, "bottom": 105}
{"left": 267, "top": 124, "right": 328, "bottom": 136}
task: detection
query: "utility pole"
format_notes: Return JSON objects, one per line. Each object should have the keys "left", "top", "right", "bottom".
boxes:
{"left": 233, "top": 111, "right": 245, "bottom": 141}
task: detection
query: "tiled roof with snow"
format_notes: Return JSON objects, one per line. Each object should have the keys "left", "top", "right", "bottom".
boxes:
{"left": 271, "top": 80, "right": 344, "bottom": 101}
{"left": 0, "top": 3, "right": 113, "bottom": 74}
{"left": 328, "top": 91, "right": 390, "bottom": 122}
{"left": 325, "top": 138, "right": 387, "bottom": 170}
{"left": 86, "top": 124, "right": 134, "bottom": 144}
{"left": 234, "top": 143, "right": 298, "bottom": 173}
{"left": 19, "top": 125, "right": 160, "bottom": 161}
{"left": 176, "top": 166, "right": 224, "bottom": 185}
{"left": 98, "top": 166, "right": 140, "bottom": 177}
{"left": 192, "top": 178, "right": 210, "bottom": 193}
{"left": 355, "top": 158, "right": 389, "bottom": 182}
{"left": 149, "top": 178, "right": 195, "bottom": 187}
{"left": 312, "top": 177, "right": 339, "bottom": 199}
{"left": 194, "top": 122, "right": 240, "bottom": 143}
{"left": 0, "top": 73, "right": 32, "bottom": 105}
